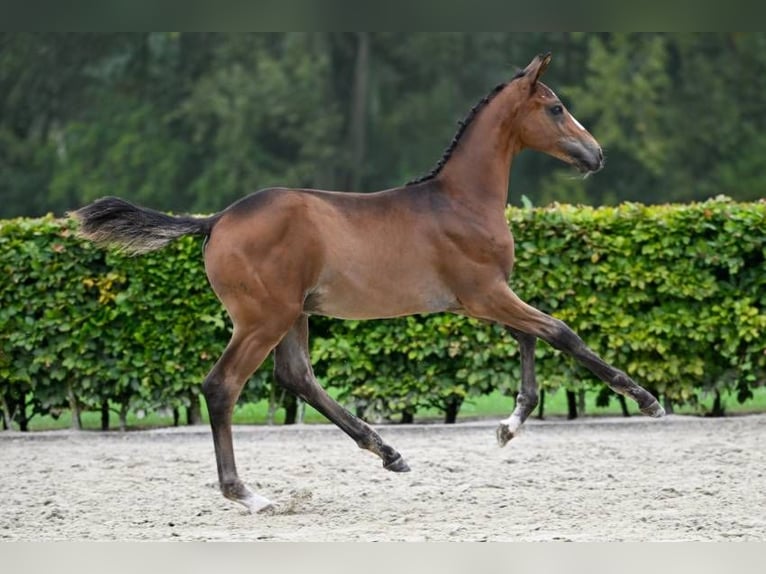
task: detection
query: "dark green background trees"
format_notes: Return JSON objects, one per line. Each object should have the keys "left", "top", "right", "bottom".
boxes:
{"left": 3, "top": 33, "right": 766, "bottom": 218}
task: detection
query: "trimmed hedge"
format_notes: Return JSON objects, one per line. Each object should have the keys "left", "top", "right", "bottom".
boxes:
{"left": 1, "top": 197, "right": 765, "bottom": 428}
{"left": 317, "top": 198, "right": 766, "bottom": 418}
{"left": 0, "top": 217, "right": 266, "bottom": 429}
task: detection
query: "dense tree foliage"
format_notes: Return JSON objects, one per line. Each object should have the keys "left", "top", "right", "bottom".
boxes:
{"left": 2, "top": 33, "right": 766, "bottom": 218}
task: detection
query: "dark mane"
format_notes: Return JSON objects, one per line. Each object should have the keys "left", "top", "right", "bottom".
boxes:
{"left": 406, "top": 69, "right": 526, "bottom": 186}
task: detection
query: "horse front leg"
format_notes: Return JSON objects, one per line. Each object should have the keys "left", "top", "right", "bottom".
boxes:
{"left": 463, "top": 282, "right": 665, "bottom": 443}
{"left": 496, "top": 328, "right": 539, "bottom": 446}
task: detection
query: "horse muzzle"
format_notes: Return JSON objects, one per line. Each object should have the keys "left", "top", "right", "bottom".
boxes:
{"left": 562, "top": 139, "right": 604, "bottom": 174}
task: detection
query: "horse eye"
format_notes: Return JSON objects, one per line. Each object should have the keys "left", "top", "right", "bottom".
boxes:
{"left": 550, "top": 104, "right": 564, "bottom": 116}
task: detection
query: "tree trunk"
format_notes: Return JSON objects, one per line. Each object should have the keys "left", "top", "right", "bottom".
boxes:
{"left": 296, "top": 399, "right": 305, "bottom": 424}
{"left": 355, "top": 402, "right": 367, "bottom": 421}
{"left": 537, "top": 389, "right": 546, "bottom": 420}
{"left": 101, "top": 400, "right": 110, "bottom": 431}
{"left": 347, "top": 32, "right": 370, "bottom": 190}
{"left": 444, "top": 397, "right": 463, "bottom": 424}
{"left": 577, "top": 389, "right": 586, "bottom": 416}
{"left": 118, "top": 403, "right": 129, "bottom": 432}
{"left": 267, "top": 383, "right": 279, "bottom": 425}
{"left": 172, "top": 408, "right": 180, "bottom": 427}
{"left": 18, "top": 393, "right": 28, "bottom": 432}
{"left": 67, "top": 383, "right": 82, "bottom": 430}
{"left": 1, "top": 394, "right": 13, "bottom": 431}
{"left": 283, "top": 392, "right": 298, "bottom": 425}
{"left": 710, "top": 390, "right": 725, "bottom": 417}
{"left": 186, "top": 394, "right": 202, "bottom": 425}
{"left": 566, "top": 390, "right": 578, "bottom": 420}
{"left": 400, "top": 410, "right": 414, "bottom": 424}
{"left": 618, "top": 395, "right": 631, "bottom": 417}
{"left": 663, "top": 395, "right": 674, "bottom": 415}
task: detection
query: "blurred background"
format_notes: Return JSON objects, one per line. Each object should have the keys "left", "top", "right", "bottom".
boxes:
{"left": 2, "top": 32, "right": 765, "bottom": 218}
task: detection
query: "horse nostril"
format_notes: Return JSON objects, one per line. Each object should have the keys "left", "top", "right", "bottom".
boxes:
{"left": 597, "top": 148, "right": 604, "bottom": 162}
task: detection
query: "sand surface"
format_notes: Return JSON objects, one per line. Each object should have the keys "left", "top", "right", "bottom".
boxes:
{"left": 2, "top": 414, "right": 765, "bottom": 541}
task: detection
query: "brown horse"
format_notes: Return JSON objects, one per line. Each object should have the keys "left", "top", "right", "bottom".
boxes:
{"left": 73, "top": 53, "right": 665, "bottom": 513}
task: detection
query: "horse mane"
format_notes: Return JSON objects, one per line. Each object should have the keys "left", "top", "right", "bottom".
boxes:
{"left": 406, "top": 69, "right": 526, "bottom": 186}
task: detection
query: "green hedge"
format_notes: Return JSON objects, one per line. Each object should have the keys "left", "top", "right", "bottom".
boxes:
{"left": 1, "top": 197, "right": 765, "bottom": 428}
{"left": 317, "top": 198, "right": 766, "bottom": 417}
{"left": 0, "top": 217, "right": 268, "bottom": 429}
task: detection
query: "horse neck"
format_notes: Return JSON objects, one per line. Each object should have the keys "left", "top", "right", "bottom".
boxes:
{"left": 438, "top": 85, "right": 524, "bottom": 212}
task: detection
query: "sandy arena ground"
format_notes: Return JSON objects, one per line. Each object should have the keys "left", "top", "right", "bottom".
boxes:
{"left": 1, "top": 414, "right": 765, "bottom": 541}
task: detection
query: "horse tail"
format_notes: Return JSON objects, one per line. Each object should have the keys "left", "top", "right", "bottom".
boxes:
{"left": 71, "top": 196, "right": 219, "bottom": 255}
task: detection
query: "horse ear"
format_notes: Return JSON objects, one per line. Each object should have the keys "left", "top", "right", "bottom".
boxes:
{"left": 522, "top": 52, "right": 552, "bottom": 88}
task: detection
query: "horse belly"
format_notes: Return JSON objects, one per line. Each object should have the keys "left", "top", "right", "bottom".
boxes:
{"left": 303, "top": 270, "right": 459, "bottom": 320}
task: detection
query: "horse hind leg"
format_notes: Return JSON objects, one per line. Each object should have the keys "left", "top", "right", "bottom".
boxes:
{"left": 496, "top": 328, "right": 539, "bottom": 447}
{"left": 202, "top": 324, "right": 292, "bottom": 513}
{"left": 273, "top": 314, "right": 410, "bottom": 472}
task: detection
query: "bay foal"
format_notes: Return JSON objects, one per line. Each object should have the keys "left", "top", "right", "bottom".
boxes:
{"left": 74, "top": 53, "right": 665, "bottom": 513}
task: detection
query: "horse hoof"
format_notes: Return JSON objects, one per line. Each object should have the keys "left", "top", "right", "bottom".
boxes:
{"left": 238, "top": 493, "right": 276, "bottom": 514}
{"left": 496, "top": 423, "right": 514, "bottom": 447}
{"left": 384, "top": 454, "right": 410, "bottom": 473}
{"left": 641, "top": 401, "right": 666, "bottom": 418}
{"left": 222, "top": 481, "right": 275, "bottom": 514}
